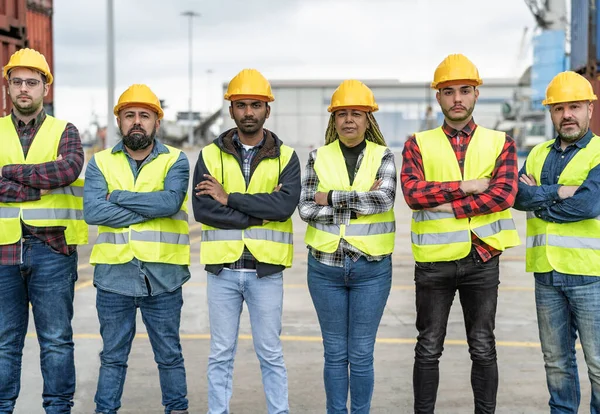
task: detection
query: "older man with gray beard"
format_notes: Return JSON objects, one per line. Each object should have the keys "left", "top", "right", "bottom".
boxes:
{"left": 515, "top": 71, "right": 600, "bottom": 414}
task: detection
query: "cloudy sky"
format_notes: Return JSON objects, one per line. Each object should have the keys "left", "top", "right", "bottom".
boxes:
{"left": 52, "top": 0, "right": 537, "bottom": 131}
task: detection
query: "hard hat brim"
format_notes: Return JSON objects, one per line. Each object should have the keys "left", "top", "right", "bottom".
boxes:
{"left": 327, "top": 105, "right": 378, "bottom": 113}
{"left": 225, "top": 94, "right": 274, "bottom": 102}
{"left": 114, "top": 102, "right": 164, "bottom": 120}
{"left": 432, "top": 79, "right": 482, "bottom": 90}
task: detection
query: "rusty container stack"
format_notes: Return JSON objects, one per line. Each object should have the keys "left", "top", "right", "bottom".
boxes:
{"left": 25, "top": 0, "right": 53, "bottom": 114}
{"left": 570, "top": 0, "right": 600, "bottom": 134}
{"left": 0, "top": 0, "right": 27, "bottom": 115}
{"left": 0, "top": 0, "right": 54, "bottom": 116}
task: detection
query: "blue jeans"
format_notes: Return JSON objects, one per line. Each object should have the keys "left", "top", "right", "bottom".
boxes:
{"left": 207, "top": 268, "right": 288, "bottom": 414}
{"left": 94, "top": 287, "right": 188, "bottom": 414}
{"left": 413, "top": 251, "right": 500, "bottom": 414}
{"left": 535, "top": 273, "right": 600, "bottom": 414}
{"left": 307, "top": 254, "right": 392, "bottom": 414}
{"left": 0, "top": 237, "right": 77, "bottom": 414}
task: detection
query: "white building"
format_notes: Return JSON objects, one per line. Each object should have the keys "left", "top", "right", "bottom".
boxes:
{"left": 220, "top": 78, "right": 518, "bottom": 148}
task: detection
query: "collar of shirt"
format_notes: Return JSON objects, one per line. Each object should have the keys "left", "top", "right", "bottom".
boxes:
{"left": 111, "top": 139, "right": 170, "bottom": 162}
{"left": 233, "top": 130, "right": 265, "bottom": 149}
{"left": 441, "top": 118, "right": 477, "bottom": 138}
{"left": 11, "top": 109, "right": 46, "bottom": 129}
{"left": 549, "top": 129, "right": 594, "bottom": 151}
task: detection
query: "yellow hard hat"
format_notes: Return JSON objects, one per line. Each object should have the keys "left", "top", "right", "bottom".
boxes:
{"left": 431, "top": 54, "right": 482, "bottom": 90}
{"left": 224, "top": 69, "right": 274, "bottom": 102}
{"left": 114, "top": 84, "right": 164, "bottom": 120}
{"left": 542, "top": 71, "right": 597, "bottom": 106}
{"left": 3, "top": 48, "right": 53, "bottom": 85}
{"left": 328, "top": 79, "right": 379, "bottom": 113}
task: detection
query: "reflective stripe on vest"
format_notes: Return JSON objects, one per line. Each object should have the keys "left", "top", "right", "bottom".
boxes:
{"left": 0, "top": 207, "right": 20, "bottom": 218}
{"left": 96, "top": 232, "right": 129, "bottom": 244}
{"left": 90, "top": 145, "right": 190, "bottom": 265}
{"left": 200, "top": 141, "right": 295, "bottom": 267}
{"left": 412, "top": 211, "right": 455, "bottom": 222}
{"left": 0, "top": 115, "right": 88, "bottom": 246}
{"left": 304, "top": 140, "right": 395, "bottom": 256}
{"left": 50, "top": 186, "right": 84, "bottom": 197}
{"left": 524, "top": 135, "right": 600, "bottom": 275}
{"left": 202, "top": 228, "right": 293, "bottom": 244}
{"left": 22, "top": 208, "right": 84, "bottom": 221}
{"left": 411, "top": 126, "right": 520, "bottom": 262}
{"left": 411, "top": 230, "right": 471, "bottom": 245}
{"left": 130, "top": 230, "right": 190, "bottom": 245}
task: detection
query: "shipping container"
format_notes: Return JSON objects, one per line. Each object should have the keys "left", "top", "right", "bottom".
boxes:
{"left": 570, "top": 0, "right": 600, "bottom": 73}
{"left": 0, "top": 35, "right": 25, "bottom": 116}
{"left": 0, "top": 0, "right": 26, "bottom": 39}
{"left": 585, "top": 74, "right": 600, "bottom": 134}
{"left": 25, "top": 0, "right": 52, "bottom": 113}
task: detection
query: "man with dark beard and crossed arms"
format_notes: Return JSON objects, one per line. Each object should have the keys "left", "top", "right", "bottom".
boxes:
{"left": 84, "top": 84, "right": 191, "bottom": 414}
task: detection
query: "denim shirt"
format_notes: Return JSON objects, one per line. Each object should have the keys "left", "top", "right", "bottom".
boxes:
{"left": 84, "top": 140, "right": 191, "bottom": 297}
{"left": 514, "top": 130, "right": 600, "bottom": 285}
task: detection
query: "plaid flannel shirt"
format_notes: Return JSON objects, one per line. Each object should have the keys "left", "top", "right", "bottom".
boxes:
{"left": 400, "top": 119, "right": 518, "bottom": 262}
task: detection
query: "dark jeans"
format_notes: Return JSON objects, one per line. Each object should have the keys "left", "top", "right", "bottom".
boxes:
{"left": 94, "top": 288, "right": 188, "bottom": 414}
{"left": 413, "top": 250, "right": 500, "bottom": 414}
{"left": 0, "top": 237, "right": 78, "bottom": 414}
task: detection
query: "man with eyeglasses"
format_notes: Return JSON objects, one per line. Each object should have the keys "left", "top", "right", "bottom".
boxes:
{"left": 0, "top": 48, "right": 86, "bottom": 413}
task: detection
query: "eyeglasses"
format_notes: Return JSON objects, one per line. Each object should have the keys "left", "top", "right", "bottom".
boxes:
{"left": 8, "top": 78, "right": 42, "bottom": 88}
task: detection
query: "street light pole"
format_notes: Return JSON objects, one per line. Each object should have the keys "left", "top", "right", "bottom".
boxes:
{"left": 106, "top": 0, "right": 116, "bottom": 149}
{"left": 182, "top": 11, "right": 200, "bottom": 147}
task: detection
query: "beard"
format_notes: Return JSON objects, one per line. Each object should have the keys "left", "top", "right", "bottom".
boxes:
{"left": 558, "top": 119, "right": 588, "bottom": 143}
{"left": 12, "top": 95, "right": 43, "bottom": 116}
{"left": 441, "top": 104, "right": 475, "bottom": 123}
{"left": 234, "top": 115, "right": 266, "bottom": 134}
{"left": 121, "top": 126, "right": 156, "bottom": 151}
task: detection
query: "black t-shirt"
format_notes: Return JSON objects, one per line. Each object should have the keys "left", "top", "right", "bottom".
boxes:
{"left": 339, "top": 139, "right": 367, "bottom": 185}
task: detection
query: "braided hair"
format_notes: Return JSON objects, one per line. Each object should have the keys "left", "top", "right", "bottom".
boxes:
{"left": 324, "top": 112, "right": 387, "bottom": 146}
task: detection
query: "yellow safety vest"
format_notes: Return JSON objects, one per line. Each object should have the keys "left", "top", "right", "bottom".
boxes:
{"left": 200, "top": 142, "right": 295, "bottom": 267}
{"left": 411, "top": 126, "right": 520, "bottom": 262}
{"left": 0, "top": 115, "right": 87, "bottom": 245}
{"left": 304, "top": 140, "right": 396, "bottom": 256}
{"left": 90, "top": 145, "right": 190, "bottom": 265}
{"left": 525, "top": 135, "right": 600, "bottom": 276}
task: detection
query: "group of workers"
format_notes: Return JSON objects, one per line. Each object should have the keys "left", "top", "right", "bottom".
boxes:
{"left": 0, "top": 46, "right": 597, "bottom": 414}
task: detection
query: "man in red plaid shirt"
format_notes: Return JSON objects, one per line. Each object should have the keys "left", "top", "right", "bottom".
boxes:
{"left": 400, "top": 54, "right": 520, "bottom": 414}
{"left": 0, "top": 49, "right": 85, "bottom": 413}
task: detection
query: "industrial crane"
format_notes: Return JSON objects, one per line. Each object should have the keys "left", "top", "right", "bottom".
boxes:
{"left": 523, "top": 0, "right": 568, "bottom": 30}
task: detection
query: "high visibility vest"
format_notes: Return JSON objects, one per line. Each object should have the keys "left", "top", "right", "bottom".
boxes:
{"left": 0, "top": 115, "right": 87, "bottom": 245}
{"left": 200, "top": 142, "right": 295, "bottom": 267}
{"left": 525, "top": 135, "right": 600, "bottom": 276}
{"left": 411, "top": 126, "right": 520, "bottom": 262}
{"left": 90, "top": 146, "right": 190, "bottom": 265}
{"left": 304, "top": 140, "right": 395, "bottom": 256}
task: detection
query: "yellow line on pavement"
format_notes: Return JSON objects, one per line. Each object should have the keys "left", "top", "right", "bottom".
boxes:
{"left": 75, "top": 280, "right": 94, "bottom": 291}
{"left": 24, "top": 332, "right": 559, "bottom": 349}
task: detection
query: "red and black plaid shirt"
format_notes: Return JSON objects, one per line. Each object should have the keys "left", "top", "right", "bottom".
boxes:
{"left": 400, "top": 119, "right": 518, "bottom": 262}
{"left": 0, "top": 110, "right": 84, "bottom": 264}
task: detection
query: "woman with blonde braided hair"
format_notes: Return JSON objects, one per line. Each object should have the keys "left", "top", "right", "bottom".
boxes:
{"left": 299, "top": 79, "right": 397, "bottom": 413}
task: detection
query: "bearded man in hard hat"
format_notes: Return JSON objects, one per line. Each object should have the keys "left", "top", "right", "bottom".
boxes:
{"left": 400, "top": 53, "right": 520, "bottom": 414}
{"left": 83, "top": 84, "right": 190, "bottom": 414}
{"left": 0, "top": 48, "right": 86, "bottom": 413}
{"left": 192, "top": 69, "right": 301, "bottom": 414}
{"left": 298, "top": 79, "right": 396, "bottom": 413}
{"left": 514, "top": 71, "right": 600, "bottom": 413}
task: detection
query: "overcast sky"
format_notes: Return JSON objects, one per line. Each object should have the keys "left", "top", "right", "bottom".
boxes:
{"left": 51, "top": 0, "right": 537, "bottom": 131}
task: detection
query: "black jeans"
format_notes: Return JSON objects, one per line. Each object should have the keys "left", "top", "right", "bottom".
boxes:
{"left": 413, "top": 249, "right": 500, "bottom": 414}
